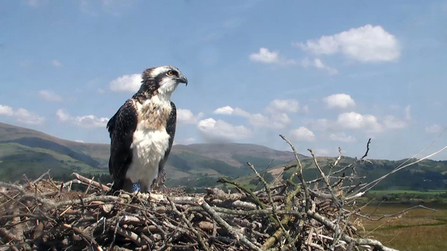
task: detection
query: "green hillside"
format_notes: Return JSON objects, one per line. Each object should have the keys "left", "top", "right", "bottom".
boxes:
{"left": 1, "top": 122, "right": 446, "bottom": 192}
{"left": 0, "top": 122, "right": 293, "bottom": 184}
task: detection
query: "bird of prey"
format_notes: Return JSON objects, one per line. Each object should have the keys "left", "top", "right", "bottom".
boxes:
{"left": 107, "top": 66, "right": 187, "bottom": 193}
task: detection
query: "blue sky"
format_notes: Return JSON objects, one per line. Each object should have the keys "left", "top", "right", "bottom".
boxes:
{"left": 1, "top": 0, "right": 447, "bottom": 160}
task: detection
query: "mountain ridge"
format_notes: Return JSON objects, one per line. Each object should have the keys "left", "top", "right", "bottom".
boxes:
{"left": 1, "top": 122, "right": 446, "bottom": 192}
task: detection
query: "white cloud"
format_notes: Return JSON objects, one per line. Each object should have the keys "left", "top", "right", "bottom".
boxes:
{"left": 290, "top": 126, "right": 316, "bottom": 142}
{"left": 213, "top": 103, "right": 292, "bottom": 130}
{"left": 56, "top": 109, "right": 70, "bottom": 122}
{"left": 109, "top": 74, "right": 142, "bottom": 93}
{"left": 0, "top": 104, "right": 45, "bottom": 125}
{"left": 177, "top": 109, "right": 203, "bottom": 125}
{"left": 0, "top": 105, "right": 14, "bottom": 116}
{"left": 425, "top": 124, "right": 444, "bottom": 134}
{"left": 323, "top": 94, "right": 355, "bottom": 109}
{"left": 266, "top": 99, "right": 300, "bottom": 113}
{"left": 383, "top": 115, "right": 408, "bottom": 130}
{"left": 313, "top": 58, "right": 339, "bottom": 75}
{"left": 301, "top": 58, "right": 338, "bottom": 75}
{"left": 249, "top": 112, "right": 291, "bottom": 129}
{"left": 15, "top": 108, "right": 45, "bottom": 125}
{"left": 56, "top": 109, "right": 108, "bottom": 128}
{"left": 214, "top": 106, "right": 233, "bottom": 115}
{"left": 38, "top": 90, "right": 63, "bottom": 102}
{"left": 75, "top": 115, "right": 109, "bottom": 128}
{"left": 249, "top": 48, "right": 295, "bottom": 65}
{"left": 51, "top": 59, "right": 62, "bottom": 67}
{"left": 198, "top": 118, "right": 251, "bottom": 140}
{"left": 329, "top": 133, "right": 356, "bottom": 143}
{"left": 337, "top": 112, "right": 382, "bottom": 132}
{"left": 213, "top": 106, "right": 250, "bottom": 117}
{"left": 296, "top": 24, "right": 400, "bottom": 62}
{"left": 249, "top": 48, "right": 280, "bottom": 63}
{"left": 271, "top": 113, "right": 291, "bottom": 129}
{"left": 74, "top": 140, "right": 85, "bottom": 143}
{"left": 249, "top": 113, "right": 270, "bottom": 128}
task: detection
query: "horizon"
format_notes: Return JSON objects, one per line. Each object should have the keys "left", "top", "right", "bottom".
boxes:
{"left": 1, "top": 1, "right": 447, "bottom": 160}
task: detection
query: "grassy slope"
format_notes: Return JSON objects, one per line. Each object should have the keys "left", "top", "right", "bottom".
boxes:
{"left": 356, "top": 204, "right": 447, "bottom": 251}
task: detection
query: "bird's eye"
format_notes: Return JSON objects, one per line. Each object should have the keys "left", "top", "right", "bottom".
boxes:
{"left": 167, "top": 70, "right": 177, "bottom": 76}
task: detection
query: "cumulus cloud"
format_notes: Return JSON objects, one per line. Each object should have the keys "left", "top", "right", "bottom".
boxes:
{"left": 290, "top": 126, "right": 315, "bottom": 142}
{"left": 425, "top": 124, "right": 444, "bottom": 134}
{"left": 295, "top": 24, "right": 400, "bottom": 62}
{"left": 249, "top": 48, "right": 295, "bottom": 65}
{"left": 249, "top": 48, "right": 279, "bottom": 63}
{"left": 248, "top": 113, "right": 270, "bottom": 128}
{"left": 0, "top": 104, "right": 45, "bottom": 125}
{"left": 266, "top": 99, "right": 300, "bottom": 113}
{"left": 56, "top": 109, "right": 108, "bottom": 128}
{"left": 213, "top": 104, "right": 291, "bottom": 129}
{"left": 38, "top": 90, "right": 63, "bottom": 102}
{"left": 0, "top": 105, "right": 14, "bottom": 116}
{"left": 329, "top": 133, "right": 356, "bottom": 142}
{"left": 337, "top": 112, "right": 382, "bottom": 132}
{"left": 15, "top": 108, "right": 45, "bottom": 125}
{"left": 109, "top": 74, "right": 142, "bottom": 93}
{"left": 301, "top": 58, "right": 338, "bottom": 75}
{"left": 313, "top": 58, "right": 338, "bottom": 75}
{"left": 177, "top": 109, "right": 203, "bottom": 125}
{"left": 249, "top": 112, "right": 291, "bottom": 129}
{"left": 51, "top": 59, "right": 62, "bottom": 67}
{"left": 198, "top": 118, "right": 251, "bottom": 141}
{"left": 213, "top": 106, "right": 250, "bottom": 117}
{"left": 323, "top": 94, "right": 355, "bottom": 109}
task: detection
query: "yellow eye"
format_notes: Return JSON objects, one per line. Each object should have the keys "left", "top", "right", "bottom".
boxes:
{"left": 167, "top": 70, "right": 175, "bottom": 76}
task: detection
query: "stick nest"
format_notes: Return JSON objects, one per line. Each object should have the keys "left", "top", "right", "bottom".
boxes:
{"left": 0, "top": 137, "right": 399, "bottom": 251}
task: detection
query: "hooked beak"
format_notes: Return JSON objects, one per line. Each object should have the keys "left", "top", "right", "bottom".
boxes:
{"left": 178, "top": 75, "right": 188, "bottom": 86}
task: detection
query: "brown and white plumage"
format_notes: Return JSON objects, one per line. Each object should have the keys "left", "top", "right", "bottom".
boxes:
{"left": 107, "top": 66, "right": 187, "bottom": 193}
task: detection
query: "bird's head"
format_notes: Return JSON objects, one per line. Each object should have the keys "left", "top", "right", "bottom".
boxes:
{"left": 139, "top": 66, "right": 188, "bottom": 98}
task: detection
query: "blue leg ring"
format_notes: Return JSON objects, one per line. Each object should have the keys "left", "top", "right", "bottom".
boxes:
{"left": 132, "top": 183, "right": 141, "bottom": 192}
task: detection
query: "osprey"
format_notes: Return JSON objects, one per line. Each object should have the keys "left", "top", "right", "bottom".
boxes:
{"left": 107, "top": 66, "right": 187, "bottom": 193}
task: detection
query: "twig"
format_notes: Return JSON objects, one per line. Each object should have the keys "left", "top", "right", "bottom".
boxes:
{"left": 168, "top": 197, "right": 210, "bottom": 251}
{"left": 247, "top": 162, "right": 295, "bottom": 250}
{"left": 72, "top": 172, "right": 110, "bottom": 191}
{"left": 200, "top": 201, "right": 263, "bottom": 251}
{"left": 280, "top": 134, "right": 311, "bottom": 211}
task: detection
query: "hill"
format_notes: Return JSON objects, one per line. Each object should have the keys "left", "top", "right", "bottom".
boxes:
{"left": 1, "top": 122, "right": 446, "bottom": 192}
{"left": 0, "top": 122, "right": 299, "bottom": 184}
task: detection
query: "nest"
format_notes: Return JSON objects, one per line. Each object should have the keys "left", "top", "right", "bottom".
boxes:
{"left": 0, "top": 138, "right": 399, "bottom": 251}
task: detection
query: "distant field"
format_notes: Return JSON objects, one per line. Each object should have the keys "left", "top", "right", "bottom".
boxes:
{"left": 353, "top": 203, "right": 447, "bottom": 251}
{"left": 368, "top": 190, "right": 446, "bottom": 195}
